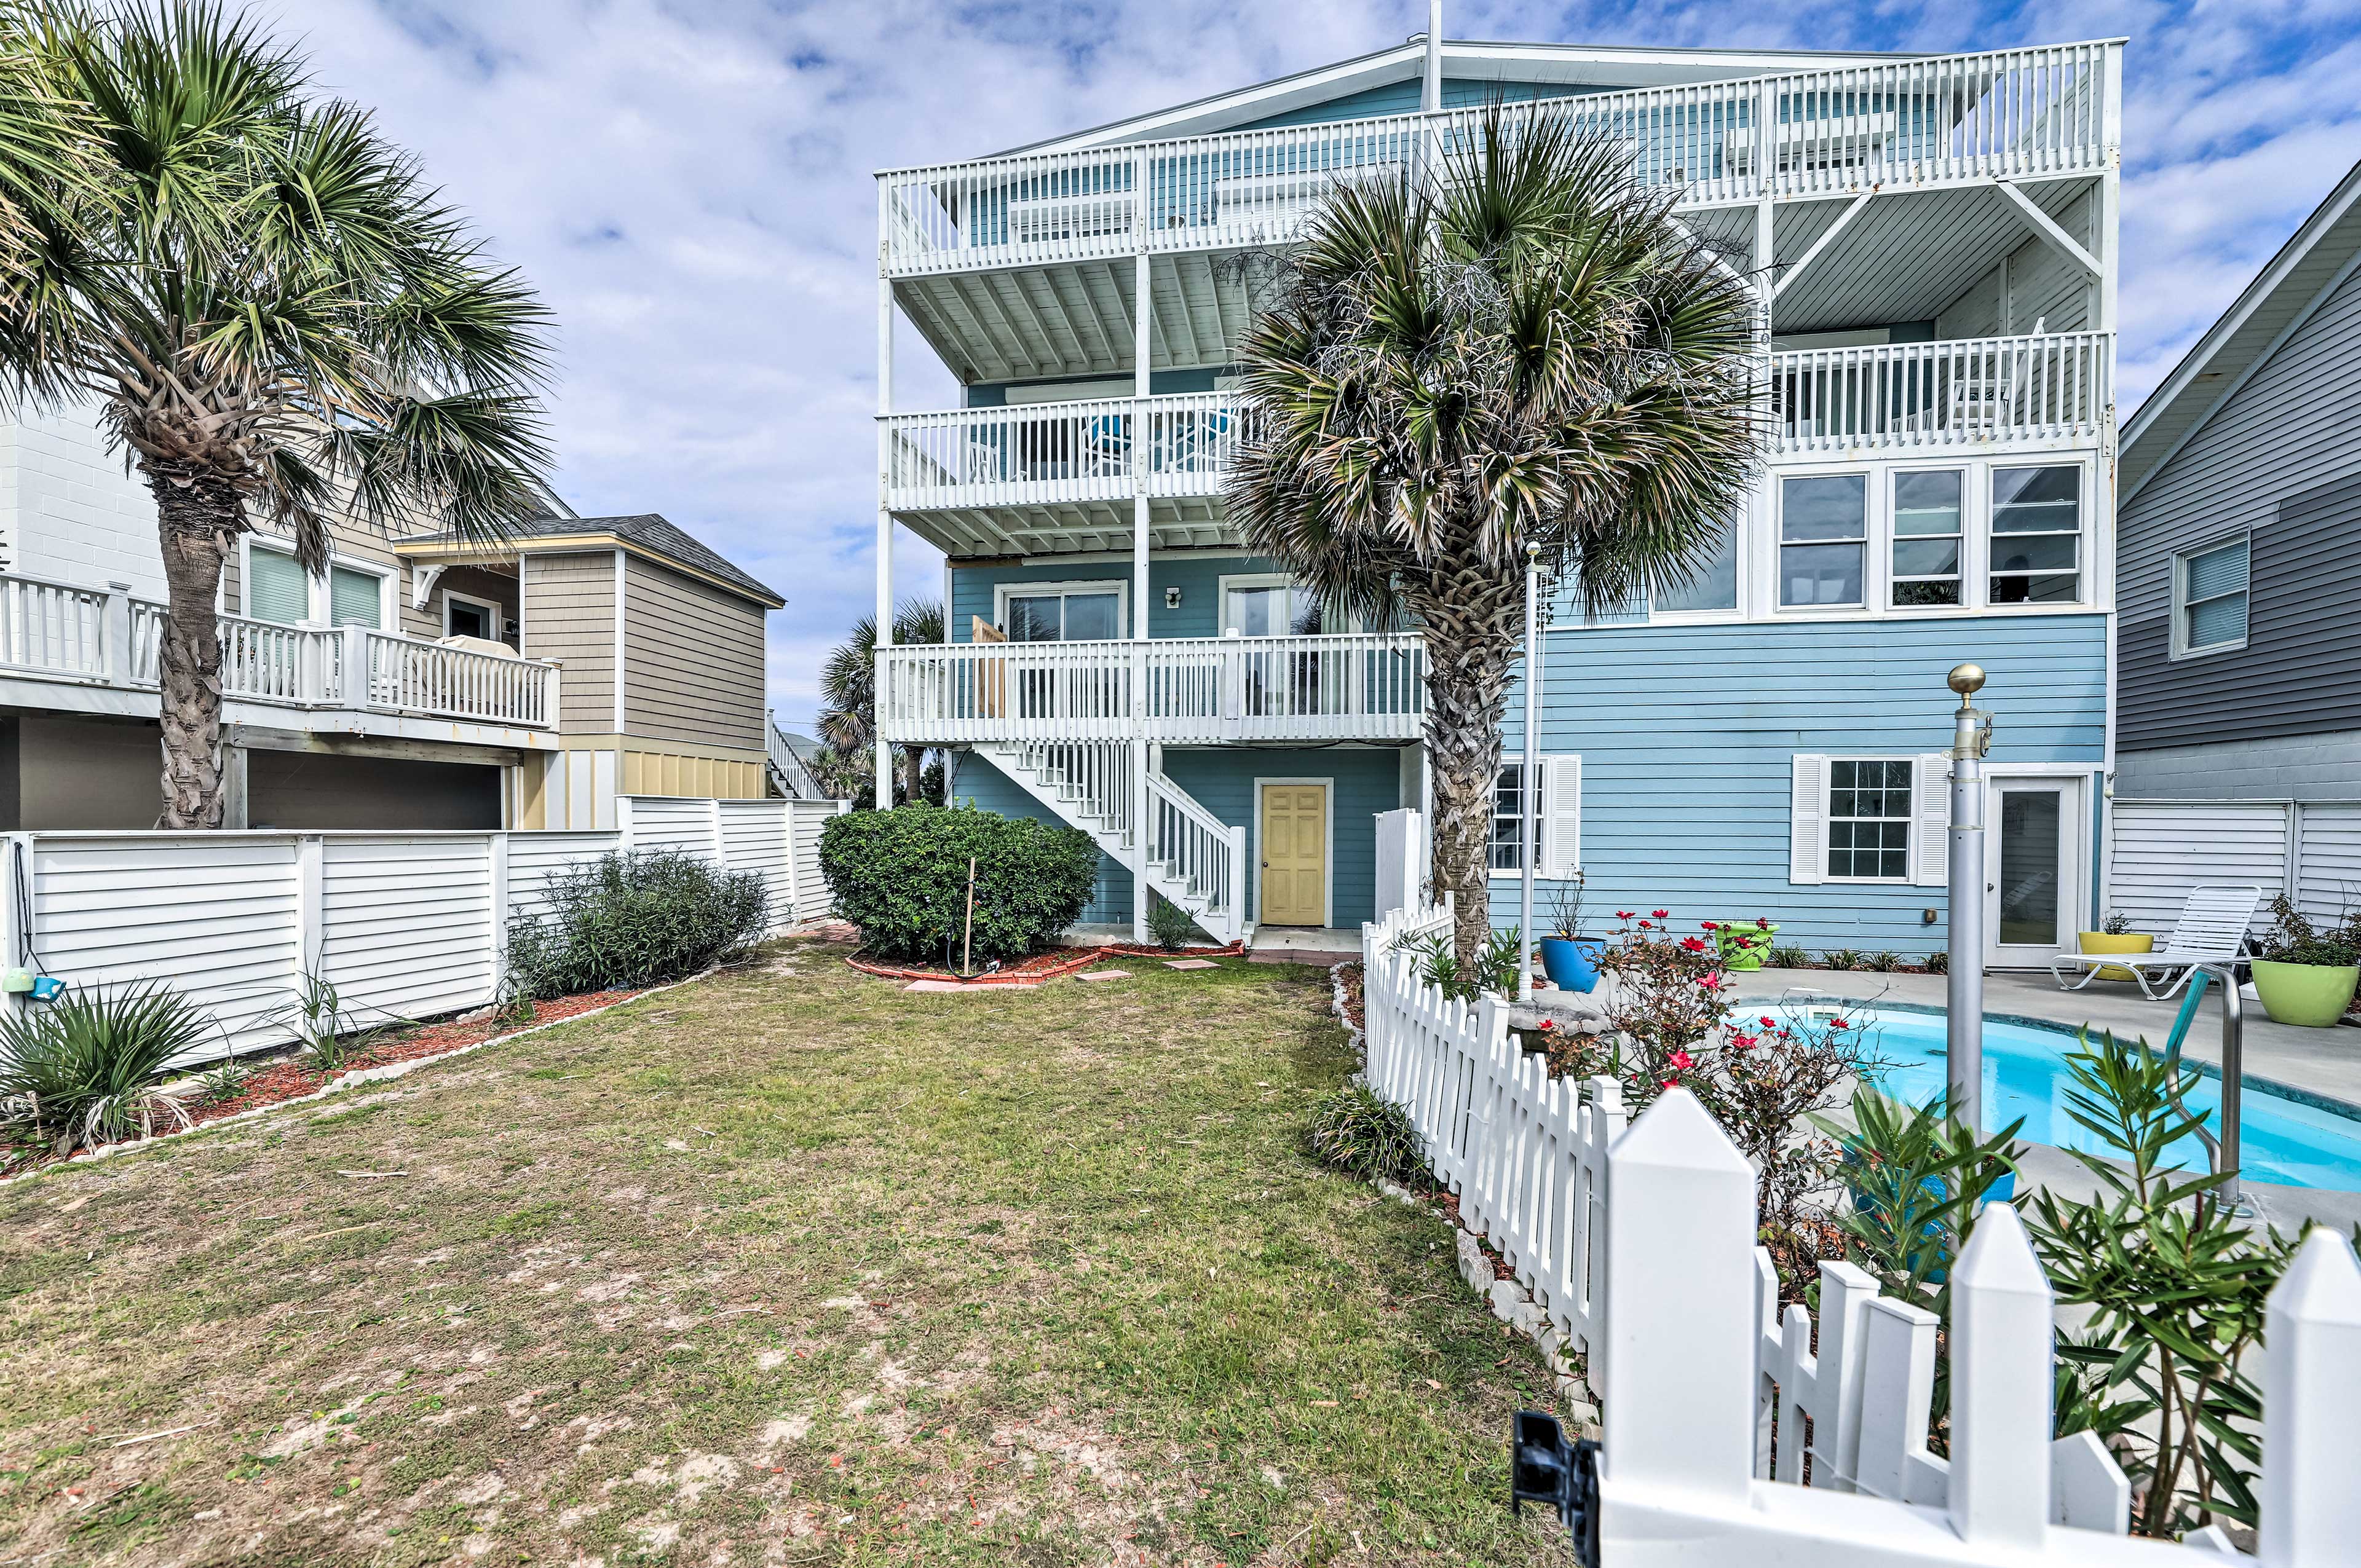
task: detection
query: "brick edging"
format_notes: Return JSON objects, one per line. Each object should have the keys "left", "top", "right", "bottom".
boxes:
{"left": 844, "top": 939, "right": 1247, "bottom": 988}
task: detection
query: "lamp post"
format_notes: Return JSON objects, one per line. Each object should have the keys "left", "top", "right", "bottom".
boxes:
{"left": 1946, "top": 663, "right": 1993, "bottom": 1130}
{"left": 1517, "top": 542, "right": 1542, "bottom": 1003}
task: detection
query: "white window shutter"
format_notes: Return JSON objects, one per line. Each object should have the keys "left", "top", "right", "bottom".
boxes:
{"left": 1542, "top": 755, "right": 1581, "bottom": 878}
{"left": 1790, "top": 754, "right": 1829, "bottom": 884}
{"left": 1913, "top": 753, "right": 1954, "bottom": 886}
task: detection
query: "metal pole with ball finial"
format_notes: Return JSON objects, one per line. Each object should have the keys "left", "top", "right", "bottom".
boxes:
{"left": 1946, "top": 663, "right": 1993, "bottom": 1130}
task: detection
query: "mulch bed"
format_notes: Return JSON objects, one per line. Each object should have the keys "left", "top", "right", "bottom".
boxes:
{"left": 847, "top": 939, "right": 1246, "bottom": 988}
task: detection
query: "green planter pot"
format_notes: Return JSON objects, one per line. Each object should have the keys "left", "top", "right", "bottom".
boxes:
{"left": 2252, "top": 960, "right": 2360, "bottom": 1028}
{"left": 1714, "top": 921, "right": 1778, "bottom": 972}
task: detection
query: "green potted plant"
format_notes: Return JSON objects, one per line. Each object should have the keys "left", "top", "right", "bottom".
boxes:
{"left": 1536, "top": 874, "right": 1605, "bottom": 993}
{"left": 2251, "top": 896, "right": 2360, "bottom": 1028}
{"left": 2076, "top": 910, "right": 2153, "bottom": 982}
{"left": 1709, "top": 917, "right": 1778, "bottom": 971}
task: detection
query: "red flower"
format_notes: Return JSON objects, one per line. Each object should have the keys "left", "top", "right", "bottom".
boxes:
{"left": 1669, "top": 1050, "right": 1694, "bottom": 1071}
{"left": 1730, "top": 1031, "right": 1758, "bottom": 1049}
{"left": 1659, "top": 1077, "right": 1679, "bottom": 1089}
{"left": 1637, "top": 920, "right": 1652, "bottom": 930}
{"left": 1700, "top": 920, "right": 1719, "bottom": 931}
{"left": 1758, "top": 1015, "right": 1776, "bottom": 1028}
{"left": 1615, "top": 911, "right": 1634, "bottom": 921}
{"left": 1651, "top": 910, "right": 1670, "bottom": 920}
{"left": 1829, "top": 1017, "right": 1849, "bottom": 1030}
{"left": 1538, "top": 1018, "right": 1556, "bottom": 1031}
{"left": 1756, "top": 918, "right": 1772, "bottom": 929}
{"left": 1679, "top": 936, "right": 1709, "bottom": 953}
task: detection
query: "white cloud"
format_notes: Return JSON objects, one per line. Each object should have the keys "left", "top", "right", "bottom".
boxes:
{"left": 276, "top": 0, "right": 2361, "bottom": 728}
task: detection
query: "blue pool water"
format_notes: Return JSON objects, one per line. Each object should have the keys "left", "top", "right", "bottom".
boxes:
{"left": 1819, "top": 1007, "right": 2361, "bottom": 1194}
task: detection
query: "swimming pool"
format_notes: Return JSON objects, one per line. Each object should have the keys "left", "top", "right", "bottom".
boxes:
{"left": 1790, "top": 1004, "right": 2361, "bottom": 1194}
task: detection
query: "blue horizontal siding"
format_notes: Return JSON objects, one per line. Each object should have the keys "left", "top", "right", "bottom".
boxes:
{"left": 944, "top": 745, "right": 1409, "bottom": 929}
{"left": 1486, "top": 614, "right": 2108, "bottom": 954}
{"left": 965, "top": 368, "right": 1226, "bottom": 406}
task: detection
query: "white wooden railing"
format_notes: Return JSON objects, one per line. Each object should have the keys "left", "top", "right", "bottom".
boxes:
{"left": 0, "top": 569, "right": 558, "bottom": 728}
{"left": 881, "top": 391, "right": 1248, "bottom": 511}
{"left": 879, "top": 631, "right": 1426, "bottom": 744}
{"left": 1771, "top": 331, "right": 2111, "bottom": 452}
{"left": 1145, "top": 772, "right": 1243, "bottom": 929}
{"left": 880, "top": 42, "right": 2118, "bottom": 276}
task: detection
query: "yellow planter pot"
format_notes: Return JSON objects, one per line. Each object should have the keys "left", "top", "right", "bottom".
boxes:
{"left": 2077, "top": 931, "right": 2153, "bottom": 982}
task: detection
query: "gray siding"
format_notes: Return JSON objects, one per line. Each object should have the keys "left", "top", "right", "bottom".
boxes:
{"left": 2118, "top": 263, "right": 2361, "bottom": 752}
{"left": 621, "top": 555, "right": 767, "bottom": 749}
{"left": 521, "top": 551, "right": 618, "bottom": 734}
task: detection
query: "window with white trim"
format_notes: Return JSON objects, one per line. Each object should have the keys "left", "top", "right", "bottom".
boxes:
{"left": 245, "top": 543, "right": 309, "bottom": 624}
{"left": 2173, "top": 535, "right": 2249, "bottom": 656}
{"left": 328, "top": 563, "right": 387, "bottom": 628}
{"left": 1826, "top": 758, "right": 1913, "bottom": 881}
{"left": 1488, "top": 756, "right": 1581, "bottom": 877}
{"left": 1779, "top": 475, "right": 1866, "bottom": 607}
{"left": 1658, "top": 514, "right": 1739, "bottom": 613}
{"left": 1990, "top": 465, "right": 2081, "bottom": 604}
{"left": 1890, "top": 470, "right": 1964, "bottom": 607}
{"left": 1002, "top": 584, "right": 1121, "bottom": 641}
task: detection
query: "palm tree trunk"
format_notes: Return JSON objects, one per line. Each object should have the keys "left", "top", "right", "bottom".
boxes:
{"left": 1410, "top": 571, "right": 1523, "bottom": 969}
{"left": 146, "top": 475, "right": 242, "bottom": 829}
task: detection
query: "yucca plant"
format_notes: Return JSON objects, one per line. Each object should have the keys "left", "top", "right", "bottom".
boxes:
{"left": 1307, "top": 1081, "right": 1425, "bottom": 1187}
{"left": 0, "top": 982, "right": 217, "bottom": 1153}
{"left": 1228, "top": 101, "right": 1760, "bottom": 967}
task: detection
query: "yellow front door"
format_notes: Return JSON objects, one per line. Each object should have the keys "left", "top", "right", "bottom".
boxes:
{"left": 1259, "top": 783, "right": 1327, "bottom": 926}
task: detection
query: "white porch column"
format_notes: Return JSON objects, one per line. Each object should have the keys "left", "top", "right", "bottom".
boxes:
{"left": 1130, "top": 246, "right": 1153, "bottom": 942}
{"left": 875, "top": 267, "right": 896, "bottom": 810}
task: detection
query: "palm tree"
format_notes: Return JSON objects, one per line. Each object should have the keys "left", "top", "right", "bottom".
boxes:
{"left": 0, "top": 1, "right": 554, "bottom": 827}
{"left": 1228, "top": 106, "right": 1762, "bottom": 966}
{"left": 817, "top": 597, "right": 943, "bottom": 806}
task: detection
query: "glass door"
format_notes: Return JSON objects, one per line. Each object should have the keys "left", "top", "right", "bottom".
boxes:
{"left": 1985, "top": 779, "right": 2078, "bottom": 967}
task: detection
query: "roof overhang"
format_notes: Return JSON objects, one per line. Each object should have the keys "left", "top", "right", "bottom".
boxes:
{"left": 392, "top": 532, "right": 787, "bottom": 610}
{"left": 2121, "top": 158, "right": 2361, "bottom": 502}
{"left": 976, "top": 38, "right": 1940, "bottom": 162}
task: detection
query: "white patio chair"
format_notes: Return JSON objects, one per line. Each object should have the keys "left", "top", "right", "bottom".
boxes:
{"left": 2048, "top": 885, "right": 2263, "bottom": 1001}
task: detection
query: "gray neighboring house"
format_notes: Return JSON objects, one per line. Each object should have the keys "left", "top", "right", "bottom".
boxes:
{"left": 2116, "top": 157, "right": 2361, "bottom": 802}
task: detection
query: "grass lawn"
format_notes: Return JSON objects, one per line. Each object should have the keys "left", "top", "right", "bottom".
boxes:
{"left": 0, "top": 939, "right": 1578, "bottom": 1567}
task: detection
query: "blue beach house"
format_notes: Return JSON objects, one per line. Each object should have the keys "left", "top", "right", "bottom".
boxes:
{"left": 869, "top": 31, "right": 2121, "bottom": 964}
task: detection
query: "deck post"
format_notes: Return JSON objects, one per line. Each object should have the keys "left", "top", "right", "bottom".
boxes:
{"left": 876, "top": 259, "right": 896, "bottom": 811}
{"left": 1131, "top": 245, "right": 1153, "bottom": 943}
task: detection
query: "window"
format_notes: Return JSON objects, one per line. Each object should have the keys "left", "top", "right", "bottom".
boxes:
{"left": 328, "top": 564, "right": 386, "bottom": 628}
{"left": 1990, "top": 465, "right": 2081, "bottom": 604}
{"left": 1827, "top": 758, "right": 1912, "bottom": 880}
{"left": 1488, "top": 757, "right": 1581, "bottom": 877}
{"left": 246, "top": 545, "right": 309, "bottom": 624}
{"left": 1002, "top": 585, "right": 1121, "bottom": 641}
{"left": 1658, "top": 516, "right": 1739, "bottom": 613}
{"left": 445, "top": 592, "right": 499, "bottom": 640}
{"left": 2174, "top": 536, "right": 2250, "bottom": 656}
{"left": 1779, "top": 475, "right": 1866, "bottom": 607}
{"left": 1891, "top": 470, "right": 1963, "bottom": 607}
{"left": 1220, "top": 575, "right": 1343, "bottom": 636}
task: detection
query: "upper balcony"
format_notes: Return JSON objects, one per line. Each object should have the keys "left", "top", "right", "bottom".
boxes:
{"left": 881, "top": 331, "right": 2110, "bottom": 554}
{"left": 879, "top": 42, "right": 2118, "bottom": 282}
{"left": 0, "top": 569, "right": 561, "bottom": 735}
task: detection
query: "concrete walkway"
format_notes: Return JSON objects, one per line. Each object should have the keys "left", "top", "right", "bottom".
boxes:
{"left": 1736, "top": 966, "right": 2361, "bottom": 1231}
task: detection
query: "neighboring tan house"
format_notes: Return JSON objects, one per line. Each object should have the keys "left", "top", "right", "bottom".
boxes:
{"left": 2115, "top": 157, "right": 2361, "bottom": 801}
{"left": 0, "top": 404, "right": 790, "bottom": 830}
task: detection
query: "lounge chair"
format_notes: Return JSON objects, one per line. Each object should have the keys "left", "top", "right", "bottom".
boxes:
{"left": 2049, "top": 885, "right": 2263, "bottom": 1001}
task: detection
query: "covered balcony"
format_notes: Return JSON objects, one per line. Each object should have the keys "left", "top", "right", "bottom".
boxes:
{"left": 876, "top": 632, "right": 1426, "bottom": 746}
{"left": 0, "top": 569, "right": 561, "bottom": 731}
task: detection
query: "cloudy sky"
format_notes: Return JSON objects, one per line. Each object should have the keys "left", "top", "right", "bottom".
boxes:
{"left": 280, "top": 0, "right": 2361, "bottom": 731}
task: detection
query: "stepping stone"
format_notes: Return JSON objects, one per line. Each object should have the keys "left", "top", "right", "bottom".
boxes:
{"left": 1077, "top": 968, "right": 1132, "bottom": 982}
{"left": 1164, "top": 959, "right": 1220, "bottom": 970}
{"left": 904, "top": 979, "right": 977, "bottom": 993}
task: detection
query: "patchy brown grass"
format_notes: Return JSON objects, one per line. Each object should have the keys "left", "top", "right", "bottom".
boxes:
{"left": 0, "top": 937, "right": 1575, "bottom": 1566}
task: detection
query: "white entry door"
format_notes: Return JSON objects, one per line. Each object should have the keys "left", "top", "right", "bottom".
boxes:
{"left": 1984, "top": 776, "right": 2083, "bottom": 968}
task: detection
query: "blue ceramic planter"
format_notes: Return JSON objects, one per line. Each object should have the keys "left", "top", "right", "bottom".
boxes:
{"left": 1538, "top": 936, "right": 1607, "bottom": 993}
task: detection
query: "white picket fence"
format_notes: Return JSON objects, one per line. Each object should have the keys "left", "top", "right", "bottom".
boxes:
{"left": 1361, "top": 900, "right": 1624, "bottom": 1387}
{"left": 0, "top": 794, "right": 850, "bottom": 1062}
{"left": 1361, "top": 900, "right": 2361, "bottom": 1564}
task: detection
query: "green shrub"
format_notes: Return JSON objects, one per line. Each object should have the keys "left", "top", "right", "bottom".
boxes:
{"left": 820, "top": 803, "right": 1097, "bottom": 963}
{"left": 1824, "top": 948, "right": 1865, "bottom": 972}
{"left": 1923, "top": 949, "right": 1950, "bottom": 975}
{"left": 1865, "top": 950, "right": 1904, "bottom": 972}
{"left": 1395, "top": 925, "right": 1521, "bottom": 1001}
{"left": 506, "top": 849, "right": 768, "bottom": 997}
{"left": 0, "top": 982, "right": 216, "bottom": 1154}
{"left": 1766, "top": 943, "right": 1808, "bottom": 968}
{"left": 1307, "top": 1081, "right": 1425, "bottom": 1186}
{"left": 1145, "top": 893, "right": 1204, "bottom": 952}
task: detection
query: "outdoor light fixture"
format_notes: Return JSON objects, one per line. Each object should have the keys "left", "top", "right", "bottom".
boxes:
{"left": 1509, "top": 1412, "right": 1598, "bottom": 1566}
{"left": 1165, "top": 587, "right": 1181, "bottom": 610}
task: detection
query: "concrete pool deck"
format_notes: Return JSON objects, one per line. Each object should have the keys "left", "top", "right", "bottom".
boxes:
{"left": 1731, "top": 966, "right": 2361, "bottom": 1231}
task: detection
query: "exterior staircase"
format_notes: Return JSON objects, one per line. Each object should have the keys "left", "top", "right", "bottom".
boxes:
{"left": 975, "top": 739, "right": 1247, "bottom": 944}
{"left": 765, "top": 711, "right": 826, "bottom": 800}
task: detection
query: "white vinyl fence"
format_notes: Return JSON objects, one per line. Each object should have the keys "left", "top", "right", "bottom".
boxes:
{"left": 2108, "top": 798, "right": 2361, "bottom": 937}
{"left": 0, "top": 795, "right": 849, "bottom": 1062}
{"left": 1361, "top": 900, "right": 1624, "bottom": 1386}
{"left": 1362, "top": 900, "right": 2361, "bottom": 1565}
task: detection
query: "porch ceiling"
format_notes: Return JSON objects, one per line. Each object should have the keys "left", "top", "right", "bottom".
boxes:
{"left": 900, "top": 175, "right": 2100, "bottom": 383}
{"left": 896, "top": 495, "right": 1236, "bottom": 559}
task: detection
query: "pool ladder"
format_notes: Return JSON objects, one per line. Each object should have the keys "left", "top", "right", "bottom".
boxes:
{"left": 2169, "top": 964, "right": 2248, "bottom": 1213}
